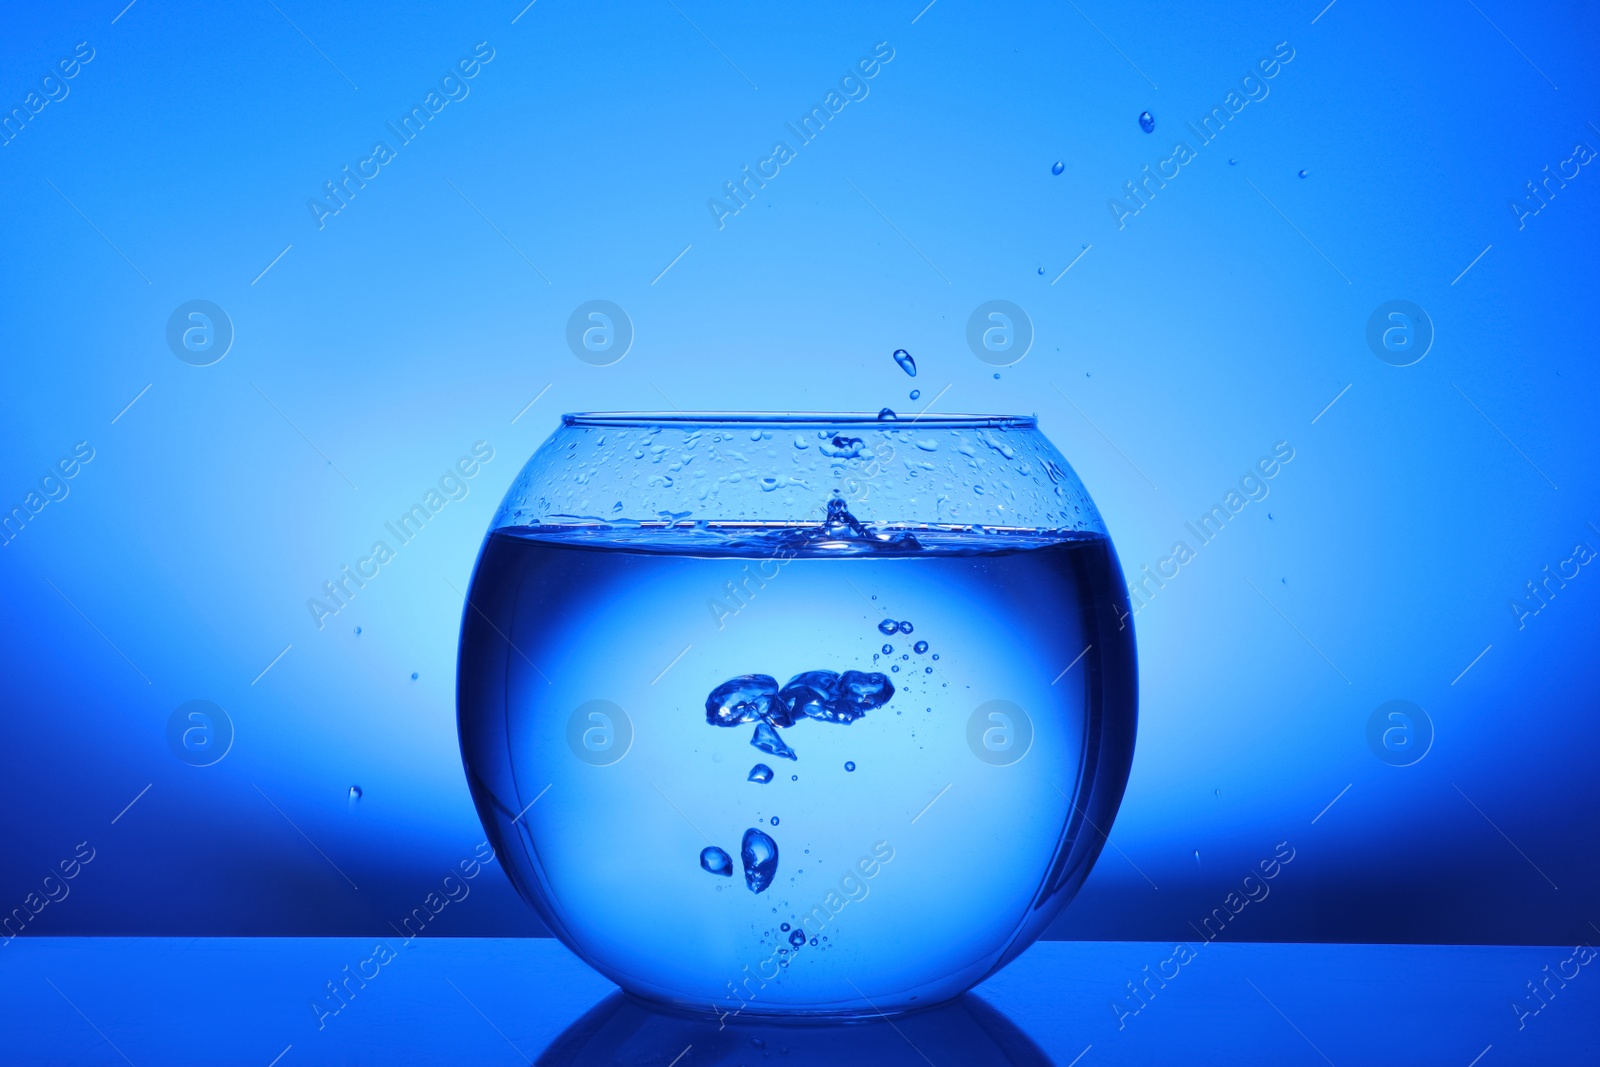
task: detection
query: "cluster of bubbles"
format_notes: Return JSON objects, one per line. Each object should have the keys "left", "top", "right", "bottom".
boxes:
{"left": 701, "top": 663, "right": 894, "bottom": 891}
{"left": 706, "top": 670, "right": 895, "bottom": 761}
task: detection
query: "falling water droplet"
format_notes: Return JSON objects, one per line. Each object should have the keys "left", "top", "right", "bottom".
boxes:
{"left": 701, "top": 846, "right": 734, "bottom": 877}
{"left": 1051, "top": 161, "right": 1064, "bottom": 176}
{"left": 742, "top": 828, "right": 779, "bottom": 893}
{"left": 909, "top": 389, "right": 921, "bottom": 400}
{"left": 1139, "top": 111, "right": 1156, "bottom": 133}
{"left": 892, "top": 349, "right": 917, "bottom": 377}
{"left": 748, "top": 764, "right": 774, "bottom": 783}
{"left": 878, "top": 408, "right": 896, "bottom": 420}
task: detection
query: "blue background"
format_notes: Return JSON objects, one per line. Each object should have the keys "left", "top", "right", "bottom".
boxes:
{"left": 2, "top": 0, "right": 1596, "bottom": 950}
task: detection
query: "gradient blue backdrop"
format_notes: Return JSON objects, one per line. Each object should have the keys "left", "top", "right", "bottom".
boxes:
{"left": 1, "top": 0, "right": 1596, "bottom": 948}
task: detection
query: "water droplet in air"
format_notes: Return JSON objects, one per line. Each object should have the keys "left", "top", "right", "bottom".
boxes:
{"left": 878, "top": 619, "right": 898, "bottom": 635}
{"left": 898, "top": 620, "right": 914, "bottom": 634}
{"left": 748, "top": 764, "right": 774, "bottom": 783}
{"left": 701, "top": 846, "right": 734, "bottom": 877}
{"left": 789, "top": 929, "right": 806, "bottom": 947}
{"left": 909, "top": 389, "right": 921, "bottom": 400}
{"left": 742, "top": 828, "right": 779, "bottom": 893}
{"left": 1139, "top": 111, "right": 1156, "bottom": 133}
{"left": 878, "top": 408, "right": 896, "bottom": 420}
{"left": 348, "top": 786, "right": 362, "bottom": 803}
{"left": 1051, "top": 161, "right": 1064, "bottom": 175}
{"left": 914, "top": 640, "right": 929, "bottom": 654}
{"left": 893, "top": 349, "right": 917, "bottom": 377}
{"left": 844, "top": 761, "right": 856, "bottom": 772}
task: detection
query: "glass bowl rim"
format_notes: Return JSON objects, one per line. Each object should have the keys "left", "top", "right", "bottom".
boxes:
{"left": 562, "top": 411, "right": 1038, "bottom": 429}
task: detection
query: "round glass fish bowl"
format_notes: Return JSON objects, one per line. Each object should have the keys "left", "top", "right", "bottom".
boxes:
{"left": 457, "top": 412, "right": 1137, "bottom": 1018}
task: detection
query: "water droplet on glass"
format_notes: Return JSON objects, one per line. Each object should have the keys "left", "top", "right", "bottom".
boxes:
{"left": 892, "top": 349, "right": 917, "bottom": 377}
{"left": 844, "top": 761, "right": 856, "bottom": 772}
{"left": 878, "top": 619, "right": 898, "bottom": 635}
{"left": 1139, "top": 111, "right": 1155, "bottom": 133}
{"left": 1051, "top": 161, "right": 1065, "bottom": 175}
{"left": 701, "top": 846, "right": 734, "bottom": 877}
{"left": 898, "top": 620, "right": 914, "bottom": 634}
{"left": 878, "top": 408, "right": 896, "bottom": 420}
{"left": 748, "top": 764, "right": 774, "bottom": 783}
{"left": 1298, "top": 169, "right": 1308, "bottom": 178}
{"left": 909, "top": 389, "right": 921, "bottom": 400}
{"left": 348, "top": 785, "right": 362, "bottom": 803}
{"left": 789, "top": 929, "right": 807, "bottom": 947}
{"left": 742, "top": 828, "right": 779, "bottom": 893}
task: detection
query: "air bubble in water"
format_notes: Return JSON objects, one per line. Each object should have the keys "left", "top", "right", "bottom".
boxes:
{"left": 898, "top": 620, "right": 914, "bottom": 634}
{"left": 878, "top": 408, "right": 896, "bottom": 420}
{"left": 1051, "top": 161, "right": 1064, "bottom": 175}
{"left": 748, "top": 764, "right": 774, "bottom": 783}
{"left": 701, "top": 846, "right": 733, "bottom": 876}
{"left": 914, "top": 641, "right": 929, "bottom": 654}
{"left": 348, "top": 786, "right": 362, "bottom": 804}
{"left": 770, "top": 816, "right": 780, "bottom": 826}
{"left": 878, "top": 619, "right": 898, "bottom": 635}
{"left": 882, "top": 643, "right": 894, "bottom": 655}
{"left": 845, "top": 761, "right": 856, "bottom": 772}
{"left": 893, "top": 349, "right": 917, "bottom": 377}
{"left": 742, "top": 828, "right": 778, "bottom": 893}
{"left": 910, "top": 389, "right": 921, "bottom": 400}
{"left": 1139, "top": 111, "right": 1155, "bottom": 133}
{"left": 789, "top": 929, "right": 807, "bottom": 947}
